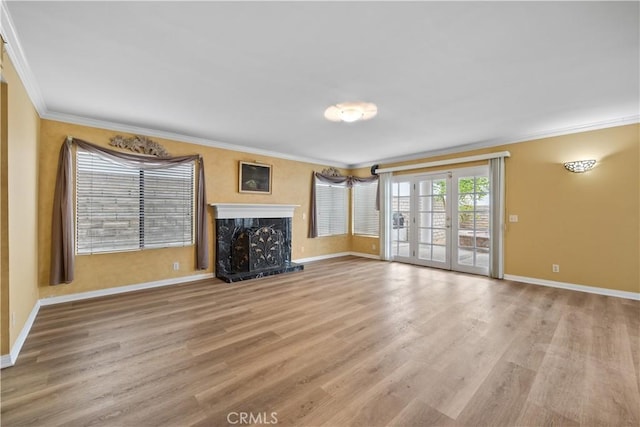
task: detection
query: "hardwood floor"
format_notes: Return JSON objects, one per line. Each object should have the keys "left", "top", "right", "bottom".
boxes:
{"left": 1, "top": 256, "right": 639, "bottom": 426}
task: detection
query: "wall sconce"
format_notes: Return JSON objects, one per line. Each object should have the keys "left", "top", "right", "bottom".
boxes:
{"left": 563, "top": 159, "right": 596, "bottom": 173}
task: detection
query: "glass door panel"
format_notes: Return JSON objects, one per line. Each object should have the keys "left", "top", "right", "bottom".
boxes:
{"left": 391, "top": 180, "right": 411, "bottom": 260}
{"left": 415, "top": 176, "right": 450, "bottom": 269}
{"left": 452, "top": 170, "right": 490, "bottom": 275}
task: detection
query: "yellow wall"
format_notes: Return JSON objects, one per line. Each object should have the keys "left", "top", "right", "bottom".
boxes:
{"left": 38, "top": 119, "right": 351, "bottom": 298}
{"left": 1, "top": 81, "right": 9, "bottom": 355}
{"left": 2, "top": 56, "right": 40, "bottom": 351}
{"left": 504, "top": 125, "right": 638, "bottom": 292}
{"left": 366, "top": 124, "right": 639, "bottom": 293}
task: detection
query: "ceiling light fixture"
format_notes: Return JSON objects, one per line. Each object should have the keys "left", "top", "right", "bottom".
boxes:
{"left": 563, "top": 159, "right": 596, "bottom": 173}
{"left": 324, "top": 102, "right": 377, "bottom": 123}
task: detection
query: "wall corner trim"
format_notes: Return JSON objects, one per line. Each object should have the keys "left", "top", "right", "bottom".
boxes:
{"left": 0, "top": 354, "right": 13, "bottom": 368}
{"left": 504, "top": 274, "right": 640, "bottom": 301}
{"left": 1, "top": 299, "right": 41, "bottom": 369}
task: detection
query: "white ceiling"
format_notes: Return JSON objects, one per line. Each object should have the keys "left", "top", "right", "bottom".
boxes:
{"left": 3, "top": 1, "right": 639, "bottom": 168}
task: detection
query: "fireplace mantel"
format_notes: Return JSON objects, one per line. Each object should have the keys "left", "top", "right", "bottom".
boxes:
{"left": 211, "top": 203, "right": 299, "bottom": 219}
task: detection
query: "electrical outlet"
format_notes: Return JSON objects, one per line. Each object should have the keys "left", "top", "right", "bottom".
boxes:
{"left": 372, "top": 244, "right": 377, "bottom": 250}
{"left": 300, "top": 246, "right": 304, "bottom": 253}
{"left": 173, "top": 262, "right": 180, "bottom": 271}
{"left": 11, "top": 312, "right": 16, "bottom": 327}
{"left": 552, "top": 264, "right": 560, "bottom": 273}
{"left": 509, "top": 214, "right": 519, "bottom": 223}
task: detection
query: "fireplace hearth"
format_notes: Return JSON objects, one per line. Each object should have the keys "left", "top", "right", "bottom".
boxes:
{"left": 212, "top": 204, "right": 303, "bottom": 283}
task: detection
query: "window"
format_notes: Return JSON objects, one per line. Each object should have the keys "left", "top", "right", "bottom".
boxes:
{"left": 315, "top": 182, "right": 348, "bottom": 236}
{"left": 76, "top": 149, "right": 195, "bottom": 254}
{"left": 353, "top": 182, "right": 379, "bottom": 236}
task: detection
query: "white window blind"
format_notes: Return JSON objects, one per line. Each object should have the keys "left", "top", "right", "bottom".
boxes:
{"left": 315, "top": 182, "right": 348, "bottom": 236}
{"left": 353, "top": 182, "right": 379, "bottom": 236}
{"left": 76, "top": 150, "right": 195, "bottom": 254}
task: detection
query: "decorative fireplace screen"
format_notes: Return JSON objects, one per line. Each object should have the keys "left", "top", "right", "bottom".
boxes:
{"left": 232, "top": 226, "right": 284, "bottom": 273}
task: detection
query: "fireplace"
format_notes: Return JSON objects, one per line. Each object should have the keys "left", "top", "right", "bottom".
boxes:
{"left": 211, "top": 204, "right": 304, "bottom": 283}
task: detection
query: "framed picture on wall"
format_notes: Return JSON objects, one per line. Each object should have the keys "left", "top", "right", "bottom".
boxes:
{"left": 239, "top": 161, "right": 272, "bottom": 194}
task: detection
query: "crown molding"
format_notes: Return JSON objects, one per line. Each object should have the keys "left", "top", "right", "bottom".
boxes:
{"left": 348, "top": 115, "right": 640, "bottom": 169}
{"left": 42, "top": 110, "right": 350, "bottom": 168}
{"left": 0, "top": 0, "right": 47, "bottom": 113}
{"left": 47, "top": 110, "right": 638, "bottom": 173}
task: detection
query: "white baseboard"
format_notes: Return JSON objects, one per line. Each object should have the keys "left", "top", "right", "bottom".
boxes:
{"left": 2, "top": 272, "right": 214, "bottom": 369}
{"left": 504, "top": 274, "right": 640, "bottom": 301}
{"left": 350, "top": 251, "right": 381, "bottom": 260}
{"left": 293, "top": 252, "right": 352, "bottom": 263}
{"left": 1, "top": 300, "right": 41, "bottom": 369}
{"left": 3, "top": 268, "right": 634, "bottom": 369}
{"left": 39, "top": 272, "right": 214, "bottom": 306}
{"left": 294, "top": 251, "right": 380, "bottom": 264}
{"left": 0, "top": 354, "right": 12, "bottom": 368}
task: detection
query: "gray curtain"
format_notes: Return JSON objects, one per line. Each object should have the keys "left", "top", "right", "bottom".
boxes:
{"left": 50, "top": 137, "right": 209, "bottom": 285}
{"left": 50, "top": 139, "right": 75, "bottom": 284}
{"left": 195, "top": 158, "right": 209, "bottom": 271}
{"left": 378, "top": 172, "right": 393, "bottom": 261}
{"left": 308, "top": 171, "right": 378, "bottom": 238}
{"left": 489, "top": 157, "right": 505, "bottom": 279}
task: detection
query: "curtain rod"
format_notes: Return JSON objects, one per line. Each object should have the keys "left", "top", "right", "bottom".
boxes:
{"left": 374, "top": 151, "right": 511, "bottom": 174}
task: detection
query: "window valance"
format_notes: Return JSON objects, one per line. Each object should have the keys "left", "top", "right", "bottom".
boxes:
{"left": 312, "top": 171, "right": 378, "bottom": 187}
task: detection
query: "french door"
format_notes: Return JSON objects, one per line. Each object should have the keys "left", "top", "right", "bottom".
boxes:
{"left": 391, "top": 174, "right": 450, "bottom": 269}
{"left": 391, "top": 166, "right": 490, "bottom": 275}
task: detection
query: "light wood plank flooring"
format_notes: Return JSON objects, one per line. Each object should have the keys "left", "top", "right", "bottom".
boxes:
{"left": 1, "top": 256, "right": 639, "bottom": 426}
